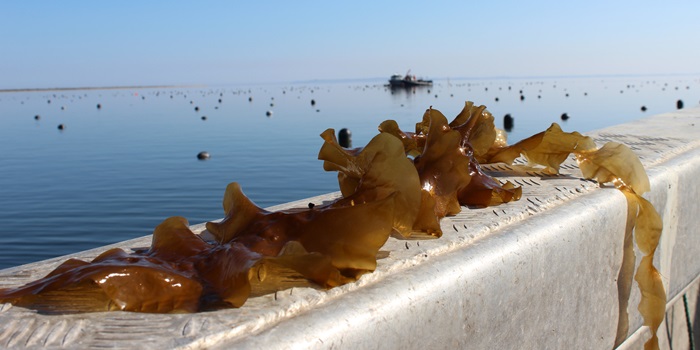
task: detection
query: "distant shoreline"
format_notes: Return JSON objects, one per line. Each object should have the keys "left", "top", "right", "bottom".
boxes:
{"left": 0, "top": 85, "right": 202, "bottom": 93}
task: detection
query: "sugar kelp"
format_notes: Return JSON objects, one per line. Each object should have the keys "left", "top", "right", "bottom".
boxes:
{"left": 0, "top": 101, "right": 664, "bottom": 349}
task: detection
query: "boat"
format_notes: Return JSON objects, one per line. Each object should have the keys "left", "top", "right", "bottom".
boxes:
{"left": 388, "top": 70, "right": 433, "bottom": 87}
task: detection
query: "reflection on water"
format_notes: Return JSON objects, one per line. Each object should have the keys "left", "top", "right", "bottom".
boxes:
{"left": 0, "top": 75, "right": 698, "bottom": 268}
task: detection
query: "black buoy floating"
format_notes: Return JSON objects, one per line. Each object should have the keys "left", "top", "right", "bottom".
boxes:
{"left": 641, "top": 106, "right": 647, "bottom": 112}
{"left": 96, "top": 103, "right": 102, "bottom": 109}
{"left": 503, "top": 114, "right": 514, "bottom": 132}
{"left": 248, "top": 96, "right": 253, "bottom": 102}
{"left": 194, "top": 106, "right": 200, "bottom": 112}
{"left": 495, "top": 97, "right": 499, "bottom": 102}
{"left": 311, "top": 99, "right": 316, "bottom": 106}
{"left": 57, "top": 124, "right": 65, "bottom": 130}
{"left": 266, "top": 110, "right": 273, "bottom": 117}
{"left": 34, "top": 115, "right": 40, "bottom": 120}
{"left": 201, "top": 116, "right": 207, "bottom": 120}
{"left": 338, "top": 128, "right": 352, "bottom": 148}
{"left": 677, "top": 99, "right": 684, "bottom": 109}
{"left": 520, "top": 95, "right": 525, "bottom": 101}
{"left": 561, "top": 113, "right": 570, "bottom": 121}
{"left": 197, "top": 151, "right": 210, "bottom": 160}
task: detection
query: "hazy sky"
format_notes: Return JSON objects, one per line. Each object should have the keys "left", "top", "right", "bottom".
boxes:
{"left": 2, "top": 1, "right": 698, "bottom": 88}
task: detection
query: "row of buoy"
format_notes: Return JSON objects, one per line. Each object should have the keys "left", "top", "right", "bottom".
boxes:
{"left": 500, "top": 99, "right": 690, "bottom": 130}
{"left": 502, "top": 113, "right": 567, "bottom": 131}
{"left": 195, "top": 128, "right": 352, "bottom": 161}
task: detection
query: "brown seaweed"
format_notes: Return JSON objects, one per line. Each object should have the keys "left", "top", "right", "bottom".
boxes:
{"left": 0, "top": 99, "right": 665, "bottom": 350}
{"left": 0, "top": 186, "right": 396, "bottom": 313}
{"left": 317, "top": 129, "right": 423, "bottom": 238}
{"left": 206, "top": 182, "right": 396, "bottom": 281}
{"left": 576, "top": 144, "right": 664, "bottom": 350}
{"left": 385, "top": 107, "right": 522, "bottom": 215}
{"left": 486, "top": 123, "right": 597, "bottom": 173}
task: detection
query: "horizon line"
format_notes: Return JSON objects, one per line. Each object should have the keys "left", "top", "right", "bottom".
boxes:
{"left": 2, "top": 72, "right": 698, "bottom": 92}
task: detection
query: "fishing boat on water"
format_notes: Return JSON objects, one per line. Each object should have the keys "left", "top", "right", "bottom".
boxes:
{"left": 388, "top": 70, "right": 433, "bottom": 87}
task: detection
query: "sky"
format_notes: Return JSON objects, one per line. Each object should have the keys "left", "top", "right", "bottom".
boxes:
{"left": 1, "top": 1, "right": 699, "bottom": 89}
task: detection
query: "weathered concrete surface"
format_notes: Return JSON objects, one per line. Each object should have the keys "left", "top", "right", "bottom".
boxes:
{"left": 0, "top": 107, "right": 699, "bottom": 349}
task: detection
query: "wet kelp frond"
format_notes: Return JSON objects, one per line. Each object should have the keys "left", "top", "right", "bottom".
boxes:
{"left": 577, "top": 144, "right": 663, "bottom": 350}
{"left": 318, "top": 129, "right": 423, "bottom": 238}
{"left": 0, "top": 100, "right": 665, "bottom": 350}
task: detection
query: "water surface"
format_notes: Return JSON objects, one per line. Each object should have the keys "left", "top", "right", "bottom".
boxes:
{"left": 0, "top": 76, "right": 697, "bottom": 268}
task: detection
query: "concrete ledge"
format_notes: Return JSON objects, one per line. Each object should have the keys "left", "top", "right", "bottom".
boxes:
{"left": 1, "top": 108, "right": 699, "bottom": 349}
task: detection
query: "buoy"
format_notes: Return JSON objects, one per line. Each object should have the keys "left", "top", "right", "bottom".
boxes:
{"left": 677, "top": 99, "right": 684, "bottom": 109}
{"left": 218, "top": 99, "right": 222, "bottom": 103}
{"left": 201, "top": 116, "right": 207, "bottom": 120}
{"left": 266, "top": 110, "right": 273, "bottom": 117}
{"left": 96, "top": 103, "right": 101, "bottom": 109}
{"left": 561, "top": 113, "right": 570, "bottom": 121}
{"left": 57, "top": 124, "right": 65, "bottom": 130}
{"left": 520, "top": 95, "right": 525, "bottom": 101}
{"left": 311, "top": 99, "right": 316, "bottom": 106}
{"left": 338, "top": 128, "right": 352, "bottom": 148}
{"left": 641, "top": 106, "right": 647, "bottom": 112}
{"left": 248, "top": 97, "right": 253, "bottom": 102}
{"left": 495, "top": 97, "right": 499, "bottom": 102}
{"left": 194, "top": 106, "right": 199, "bottom": 112}
{"left": 197, "top": 151, "right": 210, "bottom": 160}
{"left": 34, "top": 115, "right": 40, "bottom": 120}
{"left": 503, "top": 114, "right": 514, "bottom": 132}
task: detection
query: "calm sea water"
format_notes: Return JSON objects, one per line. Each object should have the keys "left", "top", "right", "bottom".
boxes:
{"left": 0, "top": 76, "right": 698, "bottom": 269}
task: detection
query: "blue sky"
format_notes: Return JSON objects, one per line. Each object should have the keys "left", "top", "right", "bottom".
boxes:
{"left": 1, "top": 1, "right": 698, "bottom": 88}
